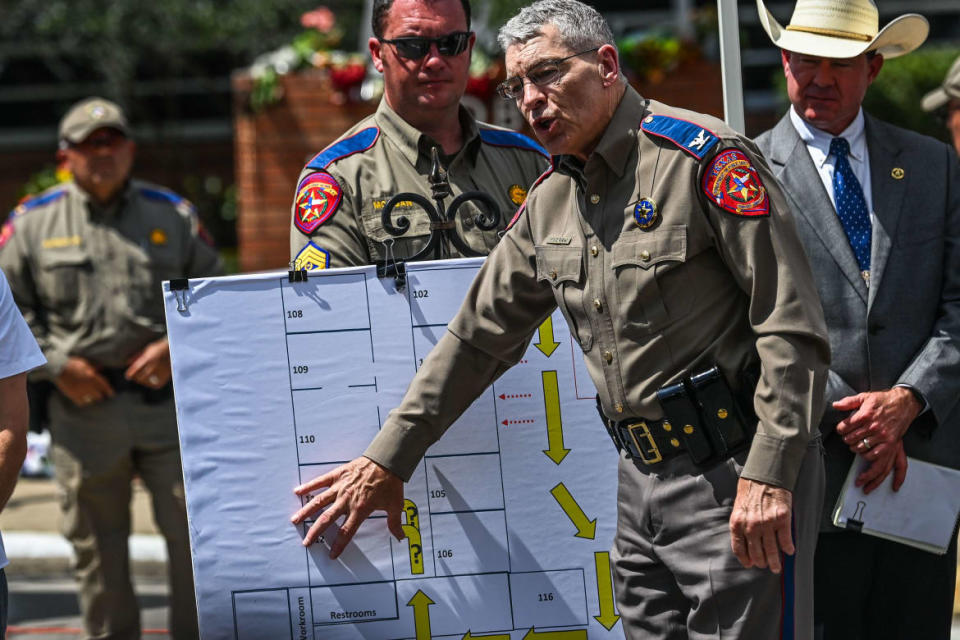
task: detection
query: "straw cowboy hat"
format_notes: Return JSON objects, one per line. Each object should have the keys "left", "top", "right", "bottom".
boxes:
{"left": 756, "top": 0, "right": 928, "bottom": 59}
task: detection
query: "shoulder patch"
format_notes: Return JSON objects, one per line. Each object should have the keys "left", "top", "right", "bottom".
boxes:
{"left": 478, "top": 128, "right": 550, "bottom": 159}
{"left": 306, "top": 127, "right": 380, "bottom": 171}
{"left": 293, "top": 241, "right": 331, "bottom": 271}
{"left": 505, "top": 165, "right": 554, "bottom": 231}
{"left": 13, "top": 188, "right": 68, "bottom": 217}
{"left": 0, "top": 221, "right": 13, "bottom": 250}
{"left": 294, "top": 172, "right": 342, "bottom": 235}
{"left": 701, "top": 148, "right": 770, "bottom": 217}
{"left": 640, "top": 115, "right": 719, "bottom": 160}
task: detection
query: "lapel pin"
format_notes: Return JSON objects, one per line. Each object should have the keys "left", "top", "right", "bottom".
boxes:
{"left": 891, "top": 167, "right": 904, "bottom": 180}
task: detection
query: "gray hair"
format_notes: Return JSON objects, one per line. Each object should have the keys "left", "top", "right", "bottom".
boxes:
{"left": 497, "top": 0, "right": 616, "bottom": 53}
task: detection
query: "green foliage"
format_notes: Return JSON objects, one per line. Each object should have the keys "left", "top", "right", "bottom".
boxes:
{"left": 18, "top": 166, "right": 62, "bottom": 202}
{"left": 0, "top": 0, "right": 361, "bottom": 99}
{"left": 864, "top": 47, "right": 959, "bottom": 142}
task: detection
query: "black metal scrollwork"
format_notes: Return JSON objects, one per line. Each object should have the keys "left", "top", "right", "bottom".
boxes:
{"left": 380, "top": 146, "right": 502, "bottom": 262}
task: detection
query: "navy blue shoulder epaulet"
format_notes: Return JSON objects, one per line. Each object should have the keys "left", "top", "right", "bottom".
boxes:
{"left": 139, "top": 186, "right": 196, "bottom": 214}
{"left": 12, "top": 187, "right": 68, "bottom": 217}
{"left": 640, "top": 115, "right": 720, "bottom": 161}
{"left": 306, "top": 127, "right": 380, "bottom": 171}
{"left": 478, "top": 127, "right": 549, "bottom": 159}
{"left": 140, "top": 186, "right": 183, "bottom": 205}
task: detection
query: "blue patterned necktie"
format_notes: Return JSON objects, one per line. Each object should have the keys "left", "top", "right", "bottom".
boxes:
{"left": 830, "top": 136, "right": 871, "bottom": 274}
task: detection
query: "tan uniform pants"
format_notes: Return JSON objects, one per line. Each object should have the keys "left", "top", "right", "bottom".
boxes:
{"left": 49, "top": 390, "right": 197, "bottom": 640}
{"left": 611, "top": 436, "right": 824, "bottom": 639}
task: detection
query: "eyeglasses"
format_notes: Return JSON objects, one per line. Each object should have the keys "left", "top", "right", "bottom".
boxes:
{"left": 379, "top": 31, "right": 472, "bottom": 60}
{"left": 497, "top": 48, "right": 600, "bottom": 100}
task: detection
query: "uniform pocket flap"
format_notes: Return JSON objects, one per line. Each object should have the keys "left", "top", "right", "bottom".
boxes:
{"left": 611, "top": 226, "right": 687, "bottom": 270}
{"left": 362, "top": 205, "right": 433, "bottom": 243}
{"left": 38, "top": 247, "right": 91, "bottom": 270}
{"left": 535, "top": 245, "right": 583, "bottom": 286}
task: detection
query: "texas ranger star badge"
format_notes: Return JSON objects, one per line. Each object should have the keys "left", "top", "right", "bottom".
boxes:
{"left": 702, "top": 149, "right": 769, "bottom": 217}
{"left": 294, "top": 172, "right": 342, "bottom": 235}
{"left": 633, "top": 197, "right": 659, "bottom": 229}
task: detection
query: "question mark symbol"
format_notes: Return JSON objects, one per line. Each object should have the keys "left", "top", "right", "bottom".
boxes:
{"left": 411, "top": 544, "right": 422, "bottom": 563}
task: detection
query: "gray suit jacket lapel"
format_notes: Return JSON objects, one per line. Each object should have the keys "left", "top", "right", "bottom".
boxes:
{"left": 865, "top": 115, "right": 907, "bottom": 309}
{"left": 766, "top": 114, "right": 868, "bottom": 303}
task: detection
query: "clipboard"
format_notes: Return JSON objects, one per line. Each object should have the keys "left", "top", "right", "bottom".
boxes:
{"left": 832, "top": 455, "right": 960, "bottom": 555}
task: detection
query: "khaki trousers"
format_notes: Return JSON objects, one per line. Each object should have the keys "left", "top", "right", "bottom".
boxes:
{"left": 611, "top": 436, "right": 824, "bottom": 639}
{"left": 49, "top": 390, "right": 198, "bottom": 640}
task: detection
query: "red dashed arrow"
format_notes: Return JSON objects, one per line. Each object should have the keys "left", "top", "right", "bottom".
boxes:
{"left": 498, "top": 393, "right": 533, "bottom": 400}
{"left": 501, "top": 419, "right": 535, "bottom": 426}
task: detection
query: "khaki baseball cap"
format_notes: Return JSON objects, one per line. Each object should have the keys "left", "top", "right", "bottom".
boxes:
{"left": 922, "top": 55, "right": 960, "bottom": 112}
{"left": 58, "top": 97, "right": 130, "bottom": 144}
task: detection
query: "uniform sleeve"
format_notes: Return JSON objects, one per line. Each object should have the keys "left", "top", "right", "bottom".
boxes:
{"left": 0, "top": 217, "right": 69, "bottom": 380}
{"left": 0, "top": 270, "right": 46, "bottom": 379}
{"left": 363, "top": 205, "right": 559, "bottom": 480}
{"left": 290, "top": 167, "right": 369, "bottom": 268}
{"left": 699, "top": 139, "right": 831, "bottom": 490}
{"left": 896, "top": 145, "right": 960, "bottom": 427}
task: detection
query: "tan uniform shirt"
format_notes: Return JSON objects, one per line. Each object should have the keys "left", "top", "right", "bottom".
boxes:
{"left": 290, "top": 99, "right": 550, "bottom": 269}
{"left": 365, "top": 87, "right": 830, "bottom": 491}
{"left": 0, "top": 179, "right": 222, "bottom": 380}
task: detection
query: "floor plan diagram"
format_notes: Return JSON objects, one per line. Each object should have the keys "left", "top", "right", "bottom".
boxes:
{"left": 164, "top": 259, "right": 622, "bottom": 640}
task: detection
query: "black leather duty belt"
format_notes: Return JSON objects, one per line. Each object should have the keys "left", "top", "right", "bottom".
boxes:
{"left": 599, "top": 365, "right": 756, "bottom": 468}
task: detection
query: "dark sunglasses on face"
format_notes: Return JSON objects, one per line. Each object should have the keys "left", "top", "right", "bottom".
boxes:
{"left": 379, "top": 31, "right": 472, "bottom": 60}
{"left": 497, "top": 47, "right": 600, "bottom": 100}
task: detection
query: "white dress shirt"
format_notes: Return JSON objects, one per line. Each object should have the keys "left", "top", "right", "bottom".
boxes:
{"left": 789, "top": 106, "right": 874, "bottom": 215}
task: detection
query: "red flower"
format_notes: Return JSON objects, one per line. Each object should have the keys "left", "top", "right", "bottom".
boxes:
{"left": 301, "top": 6, "right": 335, "bottom": 33}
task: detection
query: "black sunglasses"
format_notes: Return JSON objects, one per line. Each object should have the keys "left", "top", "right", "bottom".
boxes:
{"left": 379, "top": 31, "right": 472, "bottom": 60}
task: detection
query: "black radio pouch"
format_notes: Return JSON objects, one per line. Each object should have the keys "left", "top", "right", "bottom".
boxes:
{"left": 657, "top": 381, "right": 714, "bottom": 463}
{"left": 688, "top": 366, "right": 750, "bottom": 457}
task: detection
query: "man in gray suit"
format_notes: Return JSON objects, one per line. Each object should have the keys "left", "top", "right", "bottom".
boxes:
{"left": 754, "top": 0, "right": 960, "bottom": 638}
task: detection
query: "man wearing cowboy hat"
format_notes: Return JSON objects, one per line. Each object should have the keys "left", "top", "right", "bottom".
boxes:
{"left": 0, "top": 97, "right": 223, "bottom": 639}
{"left": 754, "top": 1, "right": 960, "bottom": 637}
{"left": 922, "top": 54, "right": 960, "bottom": 156}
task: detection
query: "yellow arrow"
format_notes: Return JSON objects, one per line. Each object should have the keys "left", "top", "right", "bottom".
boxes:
{"left": 463, "top": 631, "right": 510, "bottom": 640}
{"left": 522, "top": 628, "right": 587, "bottom": 639}
{"left": 407, "top": 590, "right": 435, "bottom": 640}
{"left": 550, "top": 483, "right": 596, "bottom": 539}
{"left": 541, "top": 371, "right": 570, "bottom": 465}
{"left": 402, "top": 525, "right": 424, "bottom": 574}
{"left": 404, "top": 499, "right": 420, "bottom": 532}
{"left": 593, "top": 551, "right": 620, "bottom": 630}
{"left": 534, "top": 316, "right": 561, "bottom": 357}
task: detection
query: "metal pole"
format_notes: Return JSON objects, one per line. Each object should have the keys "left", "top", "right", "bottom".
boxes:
{"left": 717, "top": 0, "right": 746, "bottom": 133}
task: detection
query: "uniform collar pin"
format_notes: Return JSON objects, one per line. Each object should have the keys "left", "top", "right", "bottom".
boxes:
{"left": 891, "top": 167, "right": 905, "bottom": 180}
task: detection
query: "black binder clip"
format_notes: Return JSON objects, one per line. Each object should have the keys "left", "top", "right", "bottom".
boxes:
{"left": 376, "top": 238, "right": 407, "bottom": 291}
{"left": 288, "top": 262, "right": 309, "bottom": 283}
{"left": 169, "top": 278, "right": 189, "bottom": 312}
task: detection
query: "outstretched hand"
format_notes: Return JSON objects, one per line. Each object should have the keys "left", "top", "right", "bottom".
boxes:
{"left": 291, "top": 456, "right": 405, "bottom": 558}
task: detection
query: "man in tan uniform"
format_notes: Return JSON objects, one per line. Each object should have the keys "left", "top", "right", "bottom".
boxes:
{"left": 290, "top": 0, "right": 550, "bottom": 271}
{"left": 291, "top": 1, "right": 829, "bottom": 637}
{"left": 0, "top": 97, "right": 222, "bottom": 640}
{"left": 922, "top": 54, "right": 960, "bottom": 156}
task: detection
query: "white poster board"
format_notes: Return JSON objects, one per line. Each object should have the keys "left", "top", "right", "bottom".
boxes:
{"left": 164, "top": 258, "right": 624, "bottom": 640}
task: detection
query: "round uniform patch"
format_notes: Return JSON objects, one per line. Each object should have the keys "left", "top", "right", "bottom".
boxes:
{"left": 150, "top": 228, "right": 168, "bottom": 246}
{"left": 508, "top": 184, "right": 528, "bottom": 206}
{"left": 294, "top": 172, "right": 342, "bottom": 235}
{"left": 702, "top": 148, "right": 769, "bottom": 217}
{"left": 633, "top": 198, "right": 659, "bottom": 229}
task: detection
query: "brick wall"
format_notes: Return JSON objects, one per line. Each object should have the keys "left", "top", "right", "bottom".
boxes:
{"left": 232, "top": 70, "right": 376, "bottom": 272}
